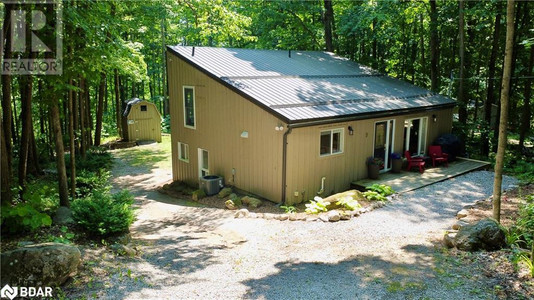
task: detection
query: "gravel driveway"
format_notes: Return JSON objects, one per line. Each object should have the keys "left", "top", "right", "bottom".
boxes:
{"left": 81, "top": 154, "right": 518, "bottom": 300}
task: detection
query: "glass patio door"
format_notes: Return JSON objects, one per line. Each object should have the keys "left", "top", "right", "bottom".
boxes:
{"left": 374, "top": 120, "right": 395, "bottom": 172}
{"left": 404, "top": 117, "right": 428, "bottom": 156}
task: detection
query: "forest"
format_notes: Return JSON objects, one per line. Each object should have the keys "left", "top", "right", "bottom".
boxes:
{"left": 0, "top": 0, "right": 533, "bottom": 229}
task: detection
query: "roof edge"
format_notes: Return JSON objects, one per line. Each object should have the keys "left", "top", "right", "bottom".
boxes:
{"left": 287, "top": 102, "right": 456, "bottom": 128}
{"left": 166, "top": 46, "right": 292, "bottom": 124}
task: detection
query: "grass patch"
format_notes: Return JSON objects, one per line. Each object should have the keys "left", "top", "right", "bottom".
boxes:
{"left": 113, "top": 135, "right": 172, "bottom": 170}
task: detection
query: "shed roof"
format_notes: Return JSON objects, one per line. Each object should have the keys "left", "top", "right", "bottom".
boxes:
{"left": 123, "top": 98, "right": 161, "bottom": 118}
{"left": 167, "top": 46, "right": 455, "bottom": 124}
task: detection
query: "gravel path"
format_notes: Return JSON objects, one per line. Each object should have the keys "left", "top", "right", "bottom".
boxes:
{"left": 80, "top": 152, "right": 518, "bottom": 300}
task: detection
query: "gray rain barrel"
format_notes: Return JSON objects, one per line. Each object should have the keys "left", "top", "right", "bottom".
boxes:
{"left": 199, "top": 175, "right": 224, "bottom": 196}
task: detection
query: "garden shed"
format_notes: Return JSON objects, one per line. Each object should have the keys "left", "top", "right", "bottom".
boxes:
{"left": 123, "top": 98, "right": 162, "bottom": 142}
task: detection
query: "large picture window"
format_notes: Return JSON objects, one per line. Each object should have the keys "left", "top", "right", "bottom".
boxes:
{"left": 183, "top": 86, "right": 195, "bottom": 128}
{"left": 320, "top": 129, "right": 343, "bottom": 156}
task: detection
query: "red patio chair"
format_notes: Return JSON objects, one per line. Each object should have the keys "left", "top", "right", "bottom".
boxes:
{"left": 429, "top": 145, "right": 449, "bottom": 167}
{"left": 405, "top": 151, "right": 425, "bottom": 173}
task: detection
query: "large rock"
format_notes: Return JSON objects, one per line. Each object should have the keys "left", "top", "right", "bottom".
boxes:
{"left": 322, "top": 190, "right": 365, "bottom": 209}
{"left": 110, "top": 243, "right": 136, "bottom": 257}
{"left": 1, "top": 243, "right": 81, "bottom": 287}
{"left": 225, "top": 199, "right": 238, "bottom": 210}
{"left": 454, "top": 218, "right": 507, "bottom": 251}
{"left": 456, "top": 209, "right": 469, "bottom": 219}
{"left": 218, "top": 187, "right": 233, "bottom": 198}
{"left": 327, "top": 210, "right": 340, "bottom": 222}
{"left": 53, "top": 206, "right": 74, "bottom": 225}
{"left": 241, "top": 196, "right": 262, "bottom": 208}
{"left": 192, "top": 189, "right": 206, "bottom": 201}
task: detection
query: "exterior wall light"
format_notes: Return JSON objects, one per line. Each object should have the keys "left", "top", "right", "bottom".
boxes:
{"left": 241, "top": 131, "right": 249, "bottom": 138}
{"left": 432, "top": 114, "right": 437, "bottom": 123}
{"left": 348, "top": 126, "right": 354, "bottom": 135}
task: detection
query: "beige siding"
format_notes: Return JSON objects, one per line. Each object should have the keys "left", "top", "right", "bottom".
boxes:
{"left": 168, "top": 50, "right": 453, "bottom": 205}
{"left": 127, "top": 101, "right": 162, "bottom": 142}
{"left": 284, "top": 108, "right": 453, "bottom": 204}
{"left": 167, "top": 52, "right": 284, "bottom": 202}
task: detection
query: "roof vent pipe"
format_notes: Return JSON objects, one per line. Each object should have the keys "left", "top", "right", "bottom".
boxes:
{"left": 192, "top": 47, "right": 195, "bottom": 56}
{"left": 288, "top": 50, "right": 291, "bottom": 58}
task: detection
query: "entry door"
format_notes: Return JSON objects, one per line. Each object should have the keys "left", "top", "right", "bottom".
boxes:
{"left": 198, "top": 148, "right": 209, "bottom": 178}
{"left": 374, "top": 120, "right": 395, "bottom": 172}
{"left": 404, "top": 117, "right": 428, "bottom": 156}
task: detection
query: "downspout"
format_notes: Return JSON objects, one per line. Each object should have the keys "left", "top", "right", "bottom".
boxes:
{"left": 281, "top": 126, "right": 293, "bottom": 205}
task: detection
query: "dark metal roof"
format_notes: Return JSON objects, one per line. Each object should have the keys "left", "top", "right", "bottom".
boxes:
{"left": 167, "top": 46, "right": 456, "bottom": 123}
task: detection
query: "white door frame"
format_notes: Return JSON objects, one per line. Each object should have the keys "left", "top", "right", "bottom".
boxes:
{"left": 373, "top": 119, "right": 395, "bottom": 173}
{"left": 404, "top": 117, "right": 428, "bottom": 155}
{"left": 198, "top": 148, "right": 209, "bottom": 178}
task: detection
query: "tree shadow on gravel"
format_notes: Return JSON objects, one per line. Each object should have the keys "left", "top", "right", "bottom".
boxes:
{"left": 242, "top": 244, "right": 496, "bottom": 300}
{"left": 67, "top": 235, "right": 224, "bottom": 299}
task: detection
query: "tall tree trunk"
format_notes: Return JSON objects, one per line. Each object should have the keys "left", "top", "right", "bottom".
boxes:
{"left": 493, "top": 0, "right": 516, "bottom": 223}
{"left": 2, "top": 3, "right": 13, "bottom": 174}
{"left": 18, "top": 75, "right": 33, "bottom": 196}
{"left": 94, "top": 73, "right": 106, "bottom": 146}
{"left": 85, "top": 84, "right": 92, "bottom": 147}
{"left": 50, "top": 97, "right": 69, "bottom": 207}
{"left": 458, "top": 0, "right": 468, "bottom": 125}
{"left": 519, "top": 46, "right": 534, "bottom": 149}
{"left": 79, "top": 78, "right": 86, "bottom": 158}
{"left": 161, "top": 14, "right": 170, "bottom": 117}
{"left": 114, "top": 69, "right": 122, "bottom": 139}
{"left": 493, "top": 2, "right": 521, "bottom": 152}
{"left": 68, "top": 80, "right": 76, "bottom": 199}
{"left": 419, "top": 14, "right": 426, "bottom": 87}
{"left": 323, "top": 0, "right": 334, "bottom": 52}
{"left": 27, "top": 128, "right": 42, "bottom": 176}
{"left": 429, "top": 0, "right": 440, "bottom": 92}
{"left": 410, "top": 22, "right": 418, "bottom": 84}
{"left": 482, "top": 12, "right": 502, "bottom": 157}
{"left": 1, "top": 120, "right": 11, "bottom": 205}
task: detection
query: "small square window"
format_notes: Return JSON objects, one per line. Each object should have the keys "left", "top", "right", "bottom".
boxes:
{"left": 178, "top": 142, "right": 189, "bottom": 162}
{"left": 140, "top": 105, "right": 147, "bottom": 111}
{"left": 320, "top": 129, "right": 344, "bottom": 156}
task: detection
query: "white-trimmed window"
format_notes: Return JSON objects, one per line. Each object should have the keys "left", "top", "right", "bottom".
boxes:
{"left": 178, "top": 142, "right": 189, "bottom": 162}
{"left": 183, "top": 86, "right": 196, "bottom": 129}
{"left": 320, "top": 128, "right": 344, "bottom": 156}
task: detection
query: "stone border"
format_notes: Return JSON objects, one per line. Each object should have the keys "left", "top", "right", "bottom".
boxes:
{"left": 234, "top": 196, "right": 394, "bottom": 222}
{"left": 443, "top": 195, "right": 494, "bottom": 248}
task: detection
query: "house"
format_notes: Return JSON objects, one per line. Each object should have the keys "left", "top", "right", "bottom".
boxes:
{"left": 123, "top": 98, "right": 162, "bottom": 143}
{"left": 166, "top": 46, "right": 455, "bottom": 205}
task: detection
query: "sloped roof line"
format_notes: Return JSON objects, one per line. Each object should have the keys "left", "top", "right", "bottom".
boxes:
{"left": 221, "top": 74, "right": 383, "bottom": 81}
{"left": 269, "top": 93, "right": 436, "bottom": 109}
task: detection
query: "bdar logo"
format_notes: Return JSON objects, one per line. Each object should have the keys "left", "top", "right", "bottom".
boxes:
{"left": 0, "top": 285, "right": 18, "bottom": 300}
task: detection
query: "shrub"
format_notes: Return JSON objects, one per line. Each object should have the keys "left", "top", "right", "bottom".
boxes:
{"left": 72, "top": 190, "right": 135, "bottom": 236}
{"left": 1, "top": 182, "right": 58, "bottom": 233}
{"left": 363, "top": 190, "right": 387, "bottom": 202}
{"left": 1, "top": 203, "right": 52, "bottom": 233}
{"left": 366, "top": 184, "right": 395, "bottom": 196}
{"left": 280, "top": 205, "right": 297, "bottom": 214}
{"left": 76, "top": 169, "right": 111, "bottom": 198}
{"left": 508, "top": 196, "right": 534, "bottom": 249}
{"left": 66, "top": 147, "right": 113, "bottom": 174}
{"left": 305, "top": 197, "right": 329, "bottom": 214}
{"left": 336, "top": 196, "right": 361, "bottom": 211}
